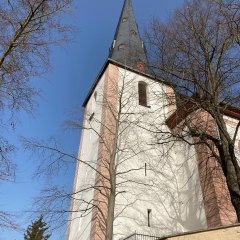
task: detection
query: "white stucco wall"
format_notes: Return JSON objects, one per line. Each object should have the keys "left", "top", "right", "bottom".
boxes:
{"left": 68, "top": 63, "right": 240, "bottom": 240}
{"left": 112, "top": 67, "right": 207, "bottom": 239}
{"left": 224, "top": 115, "right": 240, "bottom": 161}
{"left": 68, "top": 74, "right": 105, "bottom": 240}
{"left": 68, "top": 64, "right": 210, "bottom": 240}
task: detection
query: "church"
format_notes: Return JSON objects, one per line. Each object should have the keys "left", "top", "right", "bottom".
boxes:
{"left": 67, "top": 1, "right": 240, "bottom": 239}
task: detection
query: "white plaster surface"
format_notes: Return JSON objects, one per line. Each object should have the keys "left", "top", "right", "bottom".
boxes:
{"left": 69, "top": 65, "right": 240, "bottom": 240}
{"left": 112, "top": 67, "right": 207, "bottom": 239}
{"left": 68, "top": 73, "right": 105, "bottom": 240}
{"left": 224, "top": 115, "right": 240, "bottom": 161}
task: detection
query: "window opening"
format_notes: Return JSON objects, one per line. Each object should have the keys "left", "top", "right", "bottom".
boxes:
{"left": 145, "top": 163, "right": 147, "bottom": 176}
{"left": 131, "top": 30, "right": 137, "bottom": 36}
{"left": 147, "top": 209, "right": 152, "bottom": 227}
{"left": 122, "top": 17, "right": 128, "bottom": 22}
{"left": 118, "top": 44, "right": 125, "bottom": 50}
{"left": 113, "top": 40, "right": 116, "bottom": 48}
{"left": 89, "top": 113, "right": 94, "bottom": 121}
{"left": 94, "top": 91, "right": 97, "bottom": 101}
{"left": 138, "top": 81, "right": 148, "bottom": 107}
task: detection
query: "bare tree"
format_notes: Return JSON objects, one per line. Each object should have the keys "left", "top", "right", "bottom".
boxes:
{"left": 0, "top": 0, "right": 72, "bottom": 113}
{"left": 145, "top": 0, "right": 240, "bottom": 221}
{"left": 217, "top": 0, "right": 240, "bottom": 46}
{"left": 19, "top": 0, "right": 240, "bottom": 238}
{"left": 23, "top": 63, "right": 210, "bottom": 239}
{"left": 23, "top": 68, "right": 146, "bottom": 240}
{"left": 0, "top": 211, "right": 19, "bottom": 230}
{"left": 0, "top": 0, "right": 73, "bottom": 231}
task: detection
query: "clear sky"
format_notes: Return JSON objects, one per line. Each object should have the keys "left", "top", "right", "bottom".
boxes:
{"left": 0, "top": 1, "right": 183, "bottom": 239}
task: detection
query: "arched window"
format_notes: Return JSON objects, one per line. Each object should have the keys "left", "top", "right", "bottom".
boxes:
{"left": 147, "top": 209, "right": 152, "bottom": 227}
{"left": 138, "top": 81, "right": 148, "bottom": 107}
{"left": 131, "top": 30, "right": 137, "bottom": 36}
{"left": 94, "top": 91, "right": 97, "bottom": 101}
{"left": 122, "top": 17, "right": 128, "bottom": 22}
{"left": 118, "top": 44, "right": 125, "bottom": 50}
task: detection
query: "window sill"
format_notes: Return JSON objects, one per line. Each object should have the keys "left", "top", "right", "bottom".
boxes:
{"left": 139, "top": 104, "right": 151, "bottom": 108}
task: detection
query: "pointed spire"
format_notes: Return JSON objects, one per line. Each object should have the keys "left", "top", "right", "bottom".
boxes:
{"left": 109, "top": 0, "right": 149, "bottom": 73}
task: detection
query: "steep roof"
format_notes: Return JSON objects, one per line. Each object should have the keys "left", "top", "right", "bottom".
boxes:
{"left": 109, "top": 0, "right": 149, "bottom": 73}
{"left": 166, "top": 99, "right": 240, "bottom": 129}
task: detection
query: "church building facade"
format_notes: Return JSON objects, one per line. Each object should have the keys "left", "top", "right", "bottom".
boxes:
{"left": 67, "top": 1, "right": 240, "bottom": 239}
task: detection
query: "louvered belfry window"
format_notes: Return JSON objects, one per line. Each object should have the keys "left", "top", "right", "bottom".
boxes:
{"left": 138, "top": 81, "right": 148, "bottom": 106}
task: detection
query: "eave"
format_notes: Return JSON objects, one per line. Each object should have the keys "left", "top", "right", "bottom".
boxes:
{"left": 166, "top": 101, "right": 240, "bottom": 129}
{"left": 82, "top": 58, "right": 172, "bottom": 107}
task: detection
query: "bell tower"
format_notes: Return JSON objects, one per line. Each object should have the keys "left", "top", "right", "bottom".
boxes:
{"left": 109, "top": 0, "right": 149, "bottom": 73}
{"left": 67, "top": 1, "right": 152, "bottom": 239}
{"left": 67, "top": 1, "right": 210, "bottom": 240}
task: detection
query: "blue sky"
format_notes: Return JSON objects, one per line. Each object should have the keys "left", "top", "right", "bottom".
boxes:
{"left": 0, "top": 1, "right": 184, "bottom": 239}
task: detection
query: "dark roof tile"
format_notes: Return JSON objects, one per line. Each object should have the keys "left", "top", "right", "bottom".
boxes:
{"left": 109, "top": 0, "right": 149, "bottom": 73}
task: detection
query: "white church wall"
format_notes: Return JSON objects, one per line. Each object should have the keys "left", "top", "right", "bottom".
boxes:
{"left": 113, "top": 67, "right": 207, "bottom": 239}
{"left": 68, "top": 73, "right": 106, "bottom": 240}
{"left": 67, "top": 63, "right": 240, "bottom": 240}
{"left": 224, "top": 115, "right": 240, "bottom": 161}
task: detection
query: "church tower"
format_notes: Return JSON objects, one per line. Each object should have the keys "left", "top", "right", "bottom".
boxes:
{"left": 67, "top": 1, "right": 207, "bottom": 239}
{"left": 108, "top": 0, "right": 149, "bottom": 73}
{"left": 67, "top": 1, "right": 237, "bottom": 240}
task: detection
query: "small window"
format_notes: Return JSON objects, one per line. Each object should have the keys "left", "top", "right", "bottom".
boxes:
{"left": 131, "top": 30, "right": 137, "bottom": 36}
{"left": 89, "top": 113, "right": 94, "bottom": 121}
{"left": 118, "top": 44, "right": 125, "bottom": 50}
{"left": 147, "top": 209, "right": 152, "bottom": 227}
{"left": 122, "top": 17, "right": 127, "bottom": 22}
{"left": 145, "top": 163, "right": 147, "bottom": 176}
{"left": 94, "top": 91, "right": 97, "bottom": 101}
{"left": 138, "top": 81, "right": 148, "bottom": 107}
{"left": 112, "top": 40, "right": 116, "bottom": 48}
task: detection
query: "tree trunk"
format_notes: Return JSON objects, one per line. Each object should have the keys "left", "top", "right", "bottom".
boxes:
{"left": 105, "top": 151, "right": 116, "bottom": 240}
{"left": 218, "top": 126, "right": 240, "bottom": 222}
{"left": 105, "top": 190, "right": 116, "bottom": 240}
{"left": 224, "top": 154, "right": 240, "bottom": 221}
